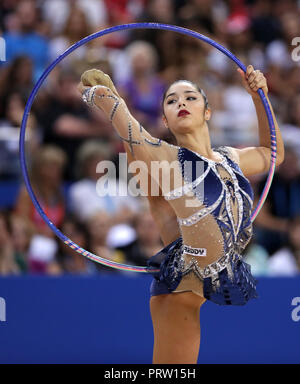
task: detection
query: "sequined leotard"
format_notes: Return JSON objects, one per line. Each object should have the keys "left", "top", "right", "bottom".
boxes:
{"left": 82, "top": 84, "right": 258, "bottom": 306}
{"left": 147, "top": 145, "right": 258, "bottom": 306}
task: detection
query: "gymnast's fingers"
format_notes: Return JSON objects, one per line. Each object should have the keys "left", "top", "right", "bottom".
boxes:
{"left": 81, "top": 69, "right": 104, "bottom": 86}
{"left": 77, "top": 81, "right": 88, "bottom": 94}
{"left": 246, "top": 65, "right": 254, "bottom": 79}
{"left": 248, "top": 69, "right": 261, "bottom": 84}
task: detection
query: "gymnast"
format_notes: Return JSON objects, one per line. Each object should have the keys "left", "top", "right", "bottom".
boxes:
{"left": 77, "top": 64, "right": 284, "bottom": 364}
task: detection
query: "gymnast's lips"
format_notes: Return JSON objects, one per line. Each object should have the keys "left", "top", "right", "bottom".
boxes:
{"left": 178, "top": 109, "right": 190, "bottom": 117}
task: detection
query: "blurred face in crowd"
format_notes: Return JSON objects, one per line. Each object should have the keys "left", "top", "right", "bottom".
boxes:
{"left": 38, "top": 159, "right": 64, "bottom": 186}
{"left": 149, "top": 0, "right": 174, "bottom": 22}
{"left": 130, "top": 45, "right": 157, "bottom": 76}
{"left": 277, "top": 149, "right": 299, "bottom": 180}
{"left": 17, "top": 0, "right": 37, "bottom": 32}
{"left": 88, "top": 212, "right": 111, "bottom": 243}
{"left": 280, "top": 13, "right": 300, "bottom": 41}
{"left": 0, "top": 215, "right": 10, "bottom": 246}
{"left": 61, "top": 221, "right": 87, "bottom": 254}
{"left": 11, "top": 56, "right": 33, "bottom": 85}
{"left": 65, "top": 9, "right": 89, "bottom": 41}
{"left": 6, "top": 93, "right": 25, "bottom": 123}
{"left": 85, "top": 155, "right": 106, "bottom": 181}
{"left": 10, "top": 216, "right": 32, "bottom": 253}
{"left": 291, "top": 95, "right": 300, "bottom": 125}
{"left": 289, "top": 221, "right": 300, "bottom": 250}
{"left": 58, "top": 77, "right": 81, "bottom": 105}
{"left": 162, "top": 81, "right": 211, "bottom": 137}
{"left": 135, "top": 212, "right": 161, "bottom": 245}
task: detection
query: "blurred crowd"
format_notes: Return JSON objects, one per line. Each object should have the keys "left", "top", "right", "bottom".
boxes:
{"left": 0, "top": 0, "right": 300, "bottom": 277}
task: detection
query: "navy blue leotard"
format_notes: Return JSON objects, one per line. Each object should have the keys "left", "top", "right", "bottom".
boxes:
{"left": 147, "top": 146, "right": 258, "bottom": 306}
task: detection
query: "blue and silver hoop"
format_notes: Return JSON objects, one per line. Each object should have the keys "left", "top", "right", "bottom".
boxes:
{"left": 19, "top": 23, "right": 277, "bottom": 273}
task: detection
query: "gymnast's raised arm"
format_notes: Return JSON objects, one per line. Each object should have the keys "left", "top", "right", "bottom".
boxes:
{"left": 77, "top": 69, "right": 169, "bottom": 167}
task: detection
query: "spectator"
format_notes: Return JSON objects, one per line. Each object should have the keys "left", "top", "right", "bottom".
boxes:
{"left": 69, "top": 140, "right": 140, "bottom": 223}
{"left": 0, "top": 212, "right": 19, "bottom": 275}
{"left": 0, "top": 55, "right": 34, "bottom": 103}
{"left": 209, "top": 68, "right": 258, "bottom": 147}
{"left": 132, "top": 0, "right": 178, "bottom": 72}
{"left": 250, "top": 0, "right": 282, "bottom": 46}
{"left": 27, "top": 233, "right": 60, "bottom": 275}
{"left": 41, "top": 0, "right": 107, "bottom": 36}
{"left": 266, "top": 11, "right": 300, "bottom": 71}
{"left": 56, "top": 217, "right": 98, "bottom": 274}
{"left": 15, "top": 145, "right": 67, "bottom": 237}
{"left": 87, "top": 210, "right": 126, "bottom": 273}
{"left": 119, "top": 41, "right": 165, "bottom": 134}
{"left": 281, "top": 94, "right": 300, "bottom": 164}
{"left": 0, "top": 92, "right": 39, "bottom": 179}
{"left": 243, "top": 238, "right": 270, "bottom": 276}
{"left": 268, "top": 217, "right": 300, "bottom": 276}
{"left": 10, "top": 214, "right": 34, "bottom": 273}
{"left": 36, "top": 70, "right": 103, "bottom": 179}
{"left": 2, "top": 0, "right": 50, "bottom": 81}
{"left": 49, "top": 7, "right": 91, "bottom": 71}
{"left": 254, "top": 146, "right": 300, "bottom": 254}
{"left": 115, "top": 209, "right": 163, "bottom": 267}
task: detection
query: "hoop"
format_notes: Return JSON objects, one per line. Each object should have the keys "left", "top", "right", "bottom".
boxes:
{"left": 19, "top": 23, "right": 277, "bottom": 273}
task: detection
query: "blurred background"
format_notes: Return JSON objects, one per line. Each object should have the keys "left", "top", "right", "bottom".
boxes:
{"left": 0, "top": 0, "right": 300, "bottom": 364}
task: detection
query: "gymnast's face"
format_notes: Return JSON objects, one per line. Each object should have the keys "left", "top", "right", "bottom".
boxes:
{"left": 162, "top": 81, "right": 211, "bottom": 135}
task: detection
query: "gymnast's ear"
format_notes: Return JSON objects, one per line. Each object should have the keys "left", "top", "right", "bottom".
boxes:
{"left": 162, "top": 115, "right": 168, "bottom": 129}
{"left": 204, "top": 107, "right": 211, "bottom": 121}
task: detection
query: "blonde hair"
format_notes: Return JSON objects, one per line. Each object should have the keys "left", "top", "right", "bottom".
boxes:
{"left": 30, "top": 145, "right": 67, "bottom": 183}
{"left": 76, "top": 140, "right": 113, "bottom": 178}
{"left": 126, "top": 41, "right": 159, "bottom": 70}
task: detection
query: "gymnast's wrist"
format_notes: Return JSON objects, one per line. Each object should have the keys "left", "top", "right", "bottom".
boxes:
{"left": 82, "top": 85, "right": 100, "bottom": 107}
{"left": 251, "top": 88, "right": 268, "bottom": 101}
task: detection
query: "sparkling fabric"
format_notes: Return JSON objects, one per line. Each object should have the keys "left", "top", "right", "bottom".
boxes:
{"left": 147, "top": 146, "right": 258, "bottom": 306}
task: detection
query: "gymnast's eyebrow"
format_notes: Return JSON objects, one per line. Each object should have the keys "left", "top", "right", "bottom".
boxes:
{"left": 166, "top": 90, "right": 198, "bottom": 99}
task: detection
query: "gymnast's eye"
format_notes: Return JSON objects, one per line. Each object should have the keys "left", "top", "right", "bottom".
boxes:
{"left": 186, "top": 96, "right": 197, "bottom": 101}
{"left": 167, "top": 99, "right": 176, "bottom": 105}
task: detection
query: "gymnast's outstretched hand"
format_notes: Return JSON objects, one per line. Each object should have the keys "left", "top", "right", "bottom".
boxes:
{"left": 78, "top": 68, "right": 121, "bottom": 98}
{"left": 237, "top": 65, "right": 268, "bottom": 99}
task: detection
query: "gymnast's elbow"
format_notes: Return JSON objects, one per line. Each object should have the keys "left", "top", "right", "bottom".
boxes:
{"left": 275, "top": 148, "right": 285, "bottom": 167}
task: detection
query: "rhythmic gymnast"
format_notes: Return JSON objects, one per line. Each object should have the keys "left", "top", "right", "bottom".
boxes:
{"left": 77, "top": 64, "right": 284, "bottom": 364}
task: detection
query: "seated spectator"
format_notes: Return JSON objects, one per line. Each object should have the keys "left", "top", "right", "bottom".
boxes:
{"left": 266, "top": 12, "right": 300, "bottom": 71}
{"left": 69, "top": 140, "right": 140, "bottom": 223}
{"left": 243, "top": 238, "right": 270, "bottom": 276}
{"left": 268, "top": 217, "right": 300, "bottom": 276}
{"left": 87, "top": 210, "right": 126, "bottom": 273}
{"left": 0, "top": 92, "right": 39, "bottom": 179}
{"left": 27, "top": 233, "right": 60, "bottom": 275}
{"left": 0, "top": 55, "right": 34, "bottom": 103}
{"left": 36, "top": 70, "right": 105, "bottom": 179}
{"left": 113, "top": 209, "right": 163, "bottom": 267}
{"left": 0, "top": 211, "right": 19, "bottom": 275}
{"left": 56, "top": 217, "right": 98, "bottom": 275}
{"left": 254, "top": 146, "right": 300, "bottom": 254}
{"left": 281, "top": 94, "right": 300, "bottom": 165}
{"left": 15, "top": 145, "right": 67, "bottom": 237}
{"left": 3, "top": 0, "right": 49, "bottom": 81}
{"left": 119, "top": 41, "right": 165, "bottom": 134}
{"left": 41, "top": 0, "right": 107, "bottom": 36}
{"left": 10, "top": 214, "right": 34, "bottom": 273}
{"left": 132, "top": 0, "right": 178, "bottom": 73}
{"left": 209, "top": 67, "right": 258, "bottom": 147}
{"left": 49, "top": 7, "right": 91, "bottom": 71}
